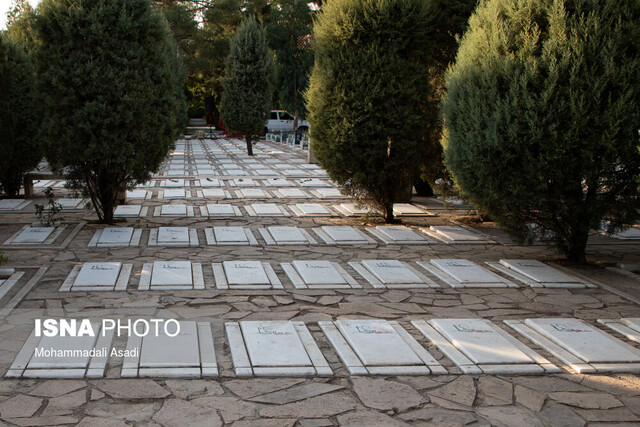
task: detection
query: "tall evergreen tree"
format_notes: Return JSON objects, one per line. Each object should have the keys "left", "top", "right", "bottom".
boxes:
{"left": 221, "top": 16, "right": 275, "bottom": 156}
{"left": 0, "top": 33, "right": 41, "bottom": 197}
{"left": 305, "top": 0, "right": 432, "bottom": 222}
{"left": 35, "top": 0, "right": 186, "bottom": 223}
{"left": 442, "top": 0, "right": 640, "bottom": 262}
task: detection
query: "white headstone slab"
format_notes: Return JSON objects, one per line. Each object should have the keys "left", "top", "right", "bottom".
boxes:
{"left": 500, "top": 260, "right": 580, "bottom": 283}
{"left": 623, "top": 319, "right": 640, "bottom": 332}
{"left": 0, "top": 199, "right": 23, "bottom": 209}
{"left": 151, "top": 261, "right": 192, "bottom": 286}
{"left": 377, "top": 226, "right": 424, "bottom": 241}
{"left": 200, "top": 178, "right": 221, "bottom": 187}
{"left": 74, "top": 262, "right": 122, "bottom": 287}
{"left": 267, "top": 178, "right": 293, "bottom": 186}
{"left": 206, "top": 204, "right": 235, "bottom": 215}
{"left": 29, "top": 329, "right": 99, "bottom": 368}
{"left": 241, "top": 321, "right": 311, "bottom": 367}
{"left": 98, "top": 227, "right": 134, "bottom": 244}
{"left": 163, "top": 189, "right": 186, "bottom": 198}
{"left": 431, "top": 319, "right": 533, "bottom": 364}
{"left": 431, "top": 226, "right": 484, "bottom": 241}
{"left": 298, "top": 204, "right": 331, "bottom": 215}
{"left": 240, "top": 189, "right": 267, "bottom": 198}
{"left": 431, "top": 259, "right": 503, "bottom": 283}
{"left": 278, "top": 188, "right": 307, "bottom": 197}
{"left": 612, "top": 228, "right": 640, "bottom": 239}
{"left": 299, "top": 179, "right": 327, "bottom": 187}
{"left": 316, "top": 188, "right": 342, "bottom": 197}
{"left": 393, "top": 204, "right": 426, "bottom": 215}
{"left": 203, "top": 188, "right": 226, "bottom": 198}
{"left": 322, "top": 226, "right": 364, "bottom": 242}
{"left": 165, "top": 179, "right": 185, "bottom": 187}
{"left": 114, "top": 205, "right": 141, "bottom": 216}
{"left": 361, "top": 260, "right": 421, "bottom": 284}
{"left": 161, "top": 204, "right": 187, "bottom": 216}
{"left": 255, "top": 169, "right": 276, "bottom": 175}
{"left": 336, "top": 319, "right": 422, "bottom": 365}
{"left": 214, "top": 227, "right": 248, "bottom": 243}
{"left": 252, "top": 204, "right": 282, "bottom": 215}
{"left": 526, "top": 318, "right": 640, "bottom": 363}
{"left": 223, "top": 261, "right": 269, "bottom": 285}
{"left": 57, "top": 198, "right": 84, "bottom": 209}
{"left": 158, "top": 227, "right": 189, "bottom": 243}
{"left": 340, "top": 204, "right": 372, "bottom": 215}
{"left": 269, "top": 227, "right": 305, "bottom": 242}
{"left": 234, "top": 179, "right": 255, "bottom": 186}
{"left": 14, "top": 227, "right": 55, "bottom": 243}
{"left": 140, "top": 321, "right": 199, "bottom": 368}
{"left": 126, "top": 190, "right": 147, "bottom": 199}
{"left": 292, "top": 261, "right": 346, "bottom": 285}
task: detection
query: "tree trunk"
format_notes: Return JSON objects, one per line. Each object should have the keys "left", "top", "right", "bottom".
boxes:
{"left": 384, "top": 203, "right": 395, "bottom": 223}
{"left": 565, "top": 229, "right": 588, "bottom": 264}
{"left": 246, "top": 135, "right": 254, "bottom": 156}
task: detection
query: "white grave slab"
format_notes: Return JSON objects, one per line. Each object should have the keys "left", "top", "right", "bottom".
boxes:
{"left": 393, "top": 204, "right": 434, "bottom": 217}
{"left": 274, "top": 188, "right": 308, "bottom": 198}
{"left": 311, "top": 188, "right": 346, "bottom": 198}
{"left": 284, "top": 260, "right": 358, "bottom": 289}
{"left": 237, "top": 189, "right": 269, "bottom": 198}
{"left": 151, "top": 261, "right": 192, "bottom": 286}
{"left": 225, "top": 321, "right": 331, "bottom": 376}
{"left": 126, "top": 189, "right": 148, "bottom": 199}
{"left": 424, "top": 259, "right": 515, "bottom": 288}
{"left": 206, "top": 227, "right": 258, "bottom": 245}
{"left": 157, "top": 227, "right": 190, "bottom": 244}
{"left": 163, "top": 189, "right": 186, "bottom": 199}
{"left": 224, "top": 261, "right": 269, "bottom": 285}
{"left": 57, "top": 198, "right": 86, "bottom": 209}
{"left": 199, "top": 178, "right": 221, "bottom": 187}
{"left": 160, "top": 204, "right": 187, "bottom": 216}
{"left": 611, "top": 228, "right": 640, "bottom": 240}
{"left": 259, "top": 226, "right": 316, "bottom": 245}
{"left": 367, "top": 225, "right": 433, "bottom": 244}
{"left": 314, "top": 226, "right": 375, "bottom": 245}
{"left": 319, "top": 319, "right": 445, "bottom": 375}
{"left": 0, "top": 199, "right": 25, "bottom": 210}
{"left": 204, "top": 204, "right": 242, "bottom": 217}
{"left": 423, "top": 225, "right": 489, "bottom": 244}
{"left": 233, "top": 179, "right": 256, "bottom": 187}
{"left": 74, "top": 262, "right": 122, "bottom": 287}
{"left": 202, "top": 188, "right": 227, "bottom": 198}
{"left": 298, "top": 179, "right": 330, "bottom": 187}
{"left": 333, "top": 203, "right": 379, "bottom": 217}
{"left": 96, "top": 227, "right": 136, "bottom": 247}
{"left": 114, "top": 205, "right": 144, "bottom": 217}
{"left": 349, "top": 260, "right": 436, "bottom": 289}
{"left": 413, "top": 319, "right": 558, "bottom": 374}
{"left": 265, "top": 178, "right": 293, "bottom": 187}
{"left": 6, "top": 323, "right": 114, "bottom": 378}
{"left": 122, "top": 321, "right": 217, "bottom": 377}
{"left": 491, "top": 259, "right": 589, "bottom": 288}
{"left": 164, "top": 179, "right": 185, "bottom": 187}
{"left": 246, "top": 204, "right": 289, "bottom": 217}
{"left": 292, "top": 204, "right": 333, "bottom": 217}
{"left": 13, "top": 227, "right": 55, "bottom": 244}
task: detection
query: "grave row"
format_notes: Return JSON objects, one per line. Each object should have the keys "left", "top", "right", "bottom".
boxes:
{"left": 58, "top": 258, "right": 593, "bottom": 292}
{"left": 126, "top": 188, "right": 349, "bottom": 200}
{"left": 8, "top": 317, "right": 640, "bottom": 379}
{"left": 147, "top": 178, "right": 336, "bottom": 188}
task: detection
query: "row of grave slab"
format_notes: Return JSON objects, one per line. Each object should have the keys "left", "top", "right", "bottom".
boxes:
{"left": 7, "top": 317, "right": 640, "bottom": 379}
{"left": 42, "top": 258, "right": 595, "bottom": 292}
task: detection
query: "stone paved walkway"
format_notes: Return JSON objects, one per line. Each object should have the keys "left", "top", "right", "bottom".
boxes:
{"left": 0, "top": 137, "right": 639, "bottom": 426}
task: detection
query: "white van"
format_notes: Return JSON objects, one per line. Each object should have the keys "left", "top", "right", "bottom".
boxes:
{"left": 265, "top": 110, "right": 309, "bottom": 134}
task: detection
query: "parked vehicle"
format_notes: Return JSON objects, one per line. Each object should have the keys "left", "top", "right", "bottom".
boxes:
{"left": 264, "top": 110, "right": 309, "bottom": 134}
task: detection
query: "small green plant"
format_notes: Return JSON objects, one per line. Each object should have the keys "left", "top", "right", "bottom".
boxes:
{"left": 0, "top": 250, "right": 7, "bottom": 266}
{"left": 34, "top": 187, "right": 64, "bottom": 227}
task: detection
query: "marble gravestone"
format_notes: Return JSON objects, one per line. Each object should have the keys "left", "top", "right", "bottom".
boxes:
{"left": 319, "top": 319, "right": 445, "bottom": 375}
{"left": 423, "top": 259, "right": 515, "bottom": 288}
{"left": 226, "top": 320, "right": 331, "bottom": 376}
{"left": 114, "top": 205, "right": 144, "bottom": 218}
{"left": 423, "top": 225, "right": 489, "bottom": 244}
{"left": 206, "top": 226, "right": 257, "bottom": 245}
{"left": 12, "top": 227, "right": 56, "bottom": 244}
{"left": 60, "top": 261, "right": 132, "bottom": 292}
{"left": 291, "top": 204, "right": 333, "bottom": 217}
{"left": 367, "top": 225, "right": 432, "bottom": 244}
{"left": 274, "top": 188, "right": 308, "bottom": 198}
{"left": 204, "top": 204, "right": 241, "bottom": 217}
{"left": 88, "top": 227, "right": 140, "bottom": 248}
{"left": 314, "top": 226, "right": 374, "bottom": 245}
{"left": 491, "top": 259, "right": 589, "bottom": 288}
{"left": 281, "top": 260, "right": 360, "bottom": 289}
{"left": 259, "top": 226, "right": 316, "bottom": 245}
{"left": 212, "top": 261, "right": 282, "bottom": 289}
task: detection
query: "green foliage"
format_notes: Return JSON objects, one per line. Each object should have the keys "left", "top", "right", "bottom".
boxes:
{"left": 442, "top": 0, "right": 640, "bottom": 262}
{"left": 34, "top": 187, "right": 64, "bottom": 227}
{"left": 0, "top": 33, "right": 42, "bottom": 197}
{"left": 306, "top": 0, "right": 433, "bottom": 222}
{"left": 221, "top": 16, "right": 275, "bottom": 155}
{"left": 0, "top": 250, "right": 6, "bottom": 266}
{"left": 266, "top": 0, "right": 315, "bottom": 121}
{"left": 35, "top": 0, "right": 186, "bottom": 224}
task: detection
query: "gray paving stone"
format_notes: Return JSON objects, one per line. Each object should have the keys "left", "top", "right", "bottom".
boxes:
{"left": 92, "top": 380, "right": 170, "bottom": 399}
{"left": 248, "top": 382, "right": 344, "bottom": 404}
{"left": 352, "top": 378, "right": 426, "bottom": 411}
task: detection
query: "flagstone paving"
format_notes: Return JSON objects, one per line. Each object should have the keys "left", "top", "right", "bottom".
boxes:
{"left": 0, "top": 137, "right": 639, "bottom": 425}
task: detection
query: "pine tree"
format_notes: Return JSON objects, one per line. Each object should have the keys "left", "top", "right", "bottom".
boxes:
{"left": 35, "top": 0, "right": 186, "bottom": 224}
{"left": 221, "top": 16, "right": 275, "bottom": 156}
{"left": 305, "top": 0, "right": 433, "bottom": 222}
{"left": 0, "top": 34, "right": 41, "bottom": 197}
{"left": 442, "top": 0, "right": 640, "bottom": 262}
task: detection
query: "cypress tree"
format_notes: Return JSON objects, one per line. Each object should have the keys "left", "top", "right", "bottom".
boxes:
{"left": 221, "top": 16, "right": 275, "bottom": 156}
{"left": 0, "top": 34, "right": 41, "bottom": 197}
{"left": 305, "top": 0, "right": 432, "bottom": 222}
{"left": 442, "top": 0, "right": 640, "bottom": 262}
{"left": 35, "top": 0, "right": 186, "bottom": 224}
